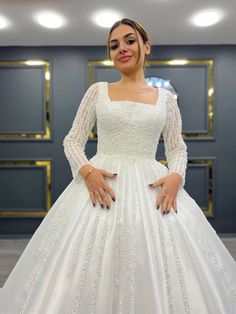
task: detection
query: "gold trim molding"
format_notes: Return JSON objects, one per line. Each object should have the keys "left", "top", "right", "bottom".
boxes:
{"left": 0, "top": 160, "right": 52, "bottom": 217}
{"left": 0, "top": 60, "right": 51, "bottom": 140}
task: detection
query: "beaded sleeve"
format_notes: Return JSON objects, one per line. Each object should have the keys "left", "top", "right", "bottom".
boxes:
{"left": 63, "top": 82, "right": 98, "bottom": 180}
{"left": 162, "top": 90, "right": 188, "bottom": 188}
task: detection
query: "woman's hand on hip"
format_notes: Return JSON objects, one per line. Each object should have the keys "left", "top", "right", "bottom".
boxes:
{"left": 148, "top": 172, "right": 182, "bottom": 215}
{"left": 83, "top": 167, "right": 117, "bottom": 210}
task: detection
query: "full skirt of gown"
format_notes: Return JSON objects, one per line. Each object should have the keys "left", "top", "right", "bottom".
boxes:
{"left": 0, "top": 153, "right": 236, "bottom": 314}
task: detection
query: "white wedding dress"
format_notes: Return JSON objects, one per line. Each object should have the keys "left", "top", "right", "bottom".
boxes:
{"left": 0, "top": 81, "right": 236, "bottom": 314}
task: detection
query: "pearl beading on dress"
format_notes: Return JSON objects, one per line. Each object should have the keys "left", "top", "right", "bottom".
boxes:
{"left": 187, "top": 199, "right": 236, "bottom": 298}
{"left": 116, "top": 169, "right": 137, "bottom": 314}
{"left": 157, "top": 210, "right": 175, "bottom": 313}
{"left": 101, "top": 158, "right": 137, "bottom": 313}
{"left": 67, "top": 208, "right": 93, "bottom": 277}
{"left": 166, "top": 217, "right": 191, "bottom": 313}
{"left": 88, "top": 213, "right": 109, "bottom": 314}
{"left": 72, "top": 210, "right": 102, "bottom": 312}
{"left": 20, "top": 184, "right": 78, "bottom": 313}
{"left": 63, "top": 81, "right": 188, "bottom": 188}
{"left": 61, "top": 81, "right": 190, "bottom": 312}
{"left": 63, "top": 82, "right": 98, "bottom": 179}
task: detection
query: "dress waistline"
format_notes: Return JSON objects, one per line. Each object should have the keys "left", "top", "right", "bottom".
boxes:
{"left": 94, "top": 152, "right": 156, "bottom": 162}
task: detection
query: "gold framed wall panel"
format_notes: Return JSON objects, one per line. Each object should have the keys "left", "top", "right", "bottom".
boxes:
{"left": 0, "top": 160, "right": 52, "bottom": 217}
{"left": 159, "top": 158, "right": 214, "bottom": 217}
{"left": 88, "top": 59, "right": 214, "bottom": 140}
{"left": 0, "top": 60, "right": 51, "bottom": 141}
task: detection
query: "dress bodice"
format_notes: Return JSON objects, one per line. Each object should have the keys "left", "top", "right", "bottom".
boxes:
{"left": 96, "top": 82, "right": 166, "bottom": 161}
{"left": 63, "top": 81, "right": 188, "bottom": 186}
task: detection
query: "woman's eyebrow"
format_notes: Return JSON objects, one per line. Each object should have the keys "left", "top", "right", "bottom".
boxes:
{"left": 109, "top": 32, "right": 136, "bottom": 44}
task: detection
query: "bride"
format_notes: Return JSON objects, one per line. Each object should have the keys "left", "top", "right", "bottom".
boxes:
{"left": 0, "top": 17, "right": 236, "bottom": 314}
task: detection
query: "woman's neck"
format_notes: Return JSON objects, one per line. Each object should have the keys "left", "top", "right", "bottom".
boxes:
{"left": 119, "top": 71, "right": 147, "bottom": 87}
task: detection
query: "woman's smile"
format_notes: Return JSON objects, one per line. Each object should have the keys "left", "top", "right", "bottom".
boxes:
{"left": 118, "top": 55, "right": 132, "bottom": 62}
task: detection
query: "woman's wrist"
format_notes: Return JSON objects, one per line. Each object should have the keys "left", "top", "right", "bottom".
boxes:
{"left": 169, "top": 172, "right": 183, "bottom": 185}
{"left": 170, "top": 171, "right": 182, "bottom": 179}
{"left": 79, "top": 164, "right": 94, "bottom": 180}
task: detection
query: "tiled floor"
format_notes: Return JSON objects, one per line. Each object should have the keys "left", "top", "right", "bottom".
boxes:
{"left": 0, "top": 235, "right": 236, "bottom": 288}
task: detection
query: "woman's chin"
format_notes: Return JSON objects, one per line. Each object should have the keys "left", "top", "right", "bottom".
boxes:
{"left": 117, "top": 64, "right": 137, "bottom": 75}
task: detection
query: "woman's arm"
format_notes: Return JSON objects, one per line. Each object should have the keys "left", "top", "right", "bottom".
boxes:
{"left": 162, "top": 90, "right": 188, "bottom": 188}
{"left": 63, "top": 82, "right": 99, "bottom": 180}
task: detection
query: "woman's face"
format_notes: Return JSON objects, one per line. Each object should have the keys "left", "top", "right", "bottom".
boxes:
{"left": 108, "top": 24, "right": 150, "bottom": 74}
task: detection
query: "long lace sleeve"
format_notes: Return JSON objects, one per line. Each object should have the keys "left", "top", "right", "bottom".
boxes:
{"left": 63, "top": 82, "right": 99, "bottom": 180}
{"left": 162, "top": 90, "right": 188, "bottom": 188}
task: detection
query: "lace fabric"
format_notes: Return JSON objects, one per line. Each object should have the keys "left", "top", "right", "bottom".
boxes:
{"left": 63, "top": 81, "right": 188, "bottom": 188}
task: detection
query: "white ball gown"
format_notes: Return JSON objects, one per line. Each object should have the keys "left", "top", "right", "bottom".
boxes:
{"left": 0, "top": 81, "right": 236, "bottom": 314}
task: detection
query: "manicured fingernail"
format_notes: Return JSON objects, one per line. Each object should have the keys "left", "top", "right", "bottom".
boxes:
{"left": 101, "top": 204, "right": 104, "bottom": 208}
{"left": 113, "top": 173, "right": 117, "bottom": 176}
{"left": 156, "top": 205, "right": 159, "bottom": 210}
{"left": 93, "top": 203, "right": 95, "bottom": 207}
{"left": 148, "top": 183, "right": 153, "bottom": 186}
{"left": 106, "top": 205, "right": 110, "bottom": 209}
{"left": 112, "top": 197, "right": 116, "bottom": 202}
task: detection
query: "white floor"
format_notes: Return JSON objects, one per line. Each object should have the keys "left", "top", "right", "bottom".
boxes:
{"left": 0, "top": 235, "right": 236, "bottom": 288}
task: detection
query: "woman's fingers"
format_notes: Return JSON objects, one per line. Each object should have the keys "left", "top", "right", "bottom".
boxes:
{"left": 156, "top": 190, "right": 168, "bottom": 211}
{"left": 97, "top": 188, "right": 110, "bottom": 209}
{"left": 99, "top": 173, "right": 117, "bottom": 209}
{"left": 173, "top": 198, "right": 178, "bottom": 213}
{"left": 156, "top": 191, "right": 176, "bottom": 215}
{"left": 166, "top": 198, "right": 174, "bottom": 214}
{"left": 161, "top": 196, "right": 172, "bottom": 214}
{"left": 94, "top": 190, "right": 106, "bottom": 209}
{"left": 89, "top": 190, "right": 96, "bottom": 207}
{"left": 102, "top": 184, "right": 116, "bottom": 204}
{"left": 92, "top": 184, "right": 116, "bottom": 210}
{"left": 158, "top": 196, "right": 178, "bottom": 215}
{"left": 85, "top": 168, "right": 116, "bottom": 210}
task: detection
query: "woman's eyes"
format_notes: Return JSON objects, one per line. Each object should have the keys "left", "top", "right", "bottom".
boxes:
{"left": 110, "top": 39, "right": 135, "bottom": 50}
{"left": 127, "top": 39, "right": 135, "bottom": 45}
{"left": 110, "top": 44, "right": 118, "bottom": 50}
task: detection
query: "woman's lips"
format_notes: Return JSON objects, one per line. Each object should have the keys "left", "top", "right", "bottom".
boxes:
{"left": 118, "top": 56, "right": 132, "bottom": 62}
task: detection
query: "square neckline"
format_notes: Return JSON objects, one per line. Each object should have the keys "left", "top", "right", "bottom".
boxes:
{"left": 105, "top": 81, "right": 162, "bottom": 107}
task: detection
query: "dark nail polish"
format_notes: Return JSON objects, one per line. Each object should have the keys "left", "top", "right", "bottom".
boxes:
{"left": 113, "top": 173, "right": 117, "bottom": 176}
{"left": 156, "top": 205, "right": 159, "bottom": 210}
{"left": 93, "top": 203, "right": 95, "bottom": 207}
{"left": 148, "top": 183, "right": 153, "bottom": 186}
{"left": 112, "top": 197, "right": 116, "bottom": 202}
{"left": 106, "top": 205, "right": 110, "bottom": 209}
{"left": 101, "top": 204, "right": 104, "bottom": 208}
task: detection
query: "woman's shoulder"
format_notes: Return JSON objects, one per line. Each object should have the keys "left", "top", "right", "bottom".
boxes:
{"left": 84, "top": 81, "right": 106, "bottom": 95}
{"left": 83, "top": 81, "right": 105, "bottom": 95}
{"left": 163, "top": 89, "right": 178, "bottom": 105}
{"left": 88, "top": 81, "right": 106, "bottom": 88}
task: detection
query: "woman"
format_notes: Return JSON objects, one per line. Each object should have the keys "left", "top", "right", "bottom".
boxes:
{"left": 0, "top": 18, "right": 236, "bottom": 314}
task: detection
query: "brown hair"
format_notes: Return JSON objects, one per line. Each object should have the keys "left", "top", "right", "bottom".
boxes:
{"left": 107, "top": 18, "right": 151, "bottom": 68}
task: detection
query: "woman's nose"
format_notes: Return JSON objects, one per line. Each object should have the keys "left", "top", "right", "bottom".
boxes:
{"left": 118, "top": 42, "right": 127, "bottom": 53}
